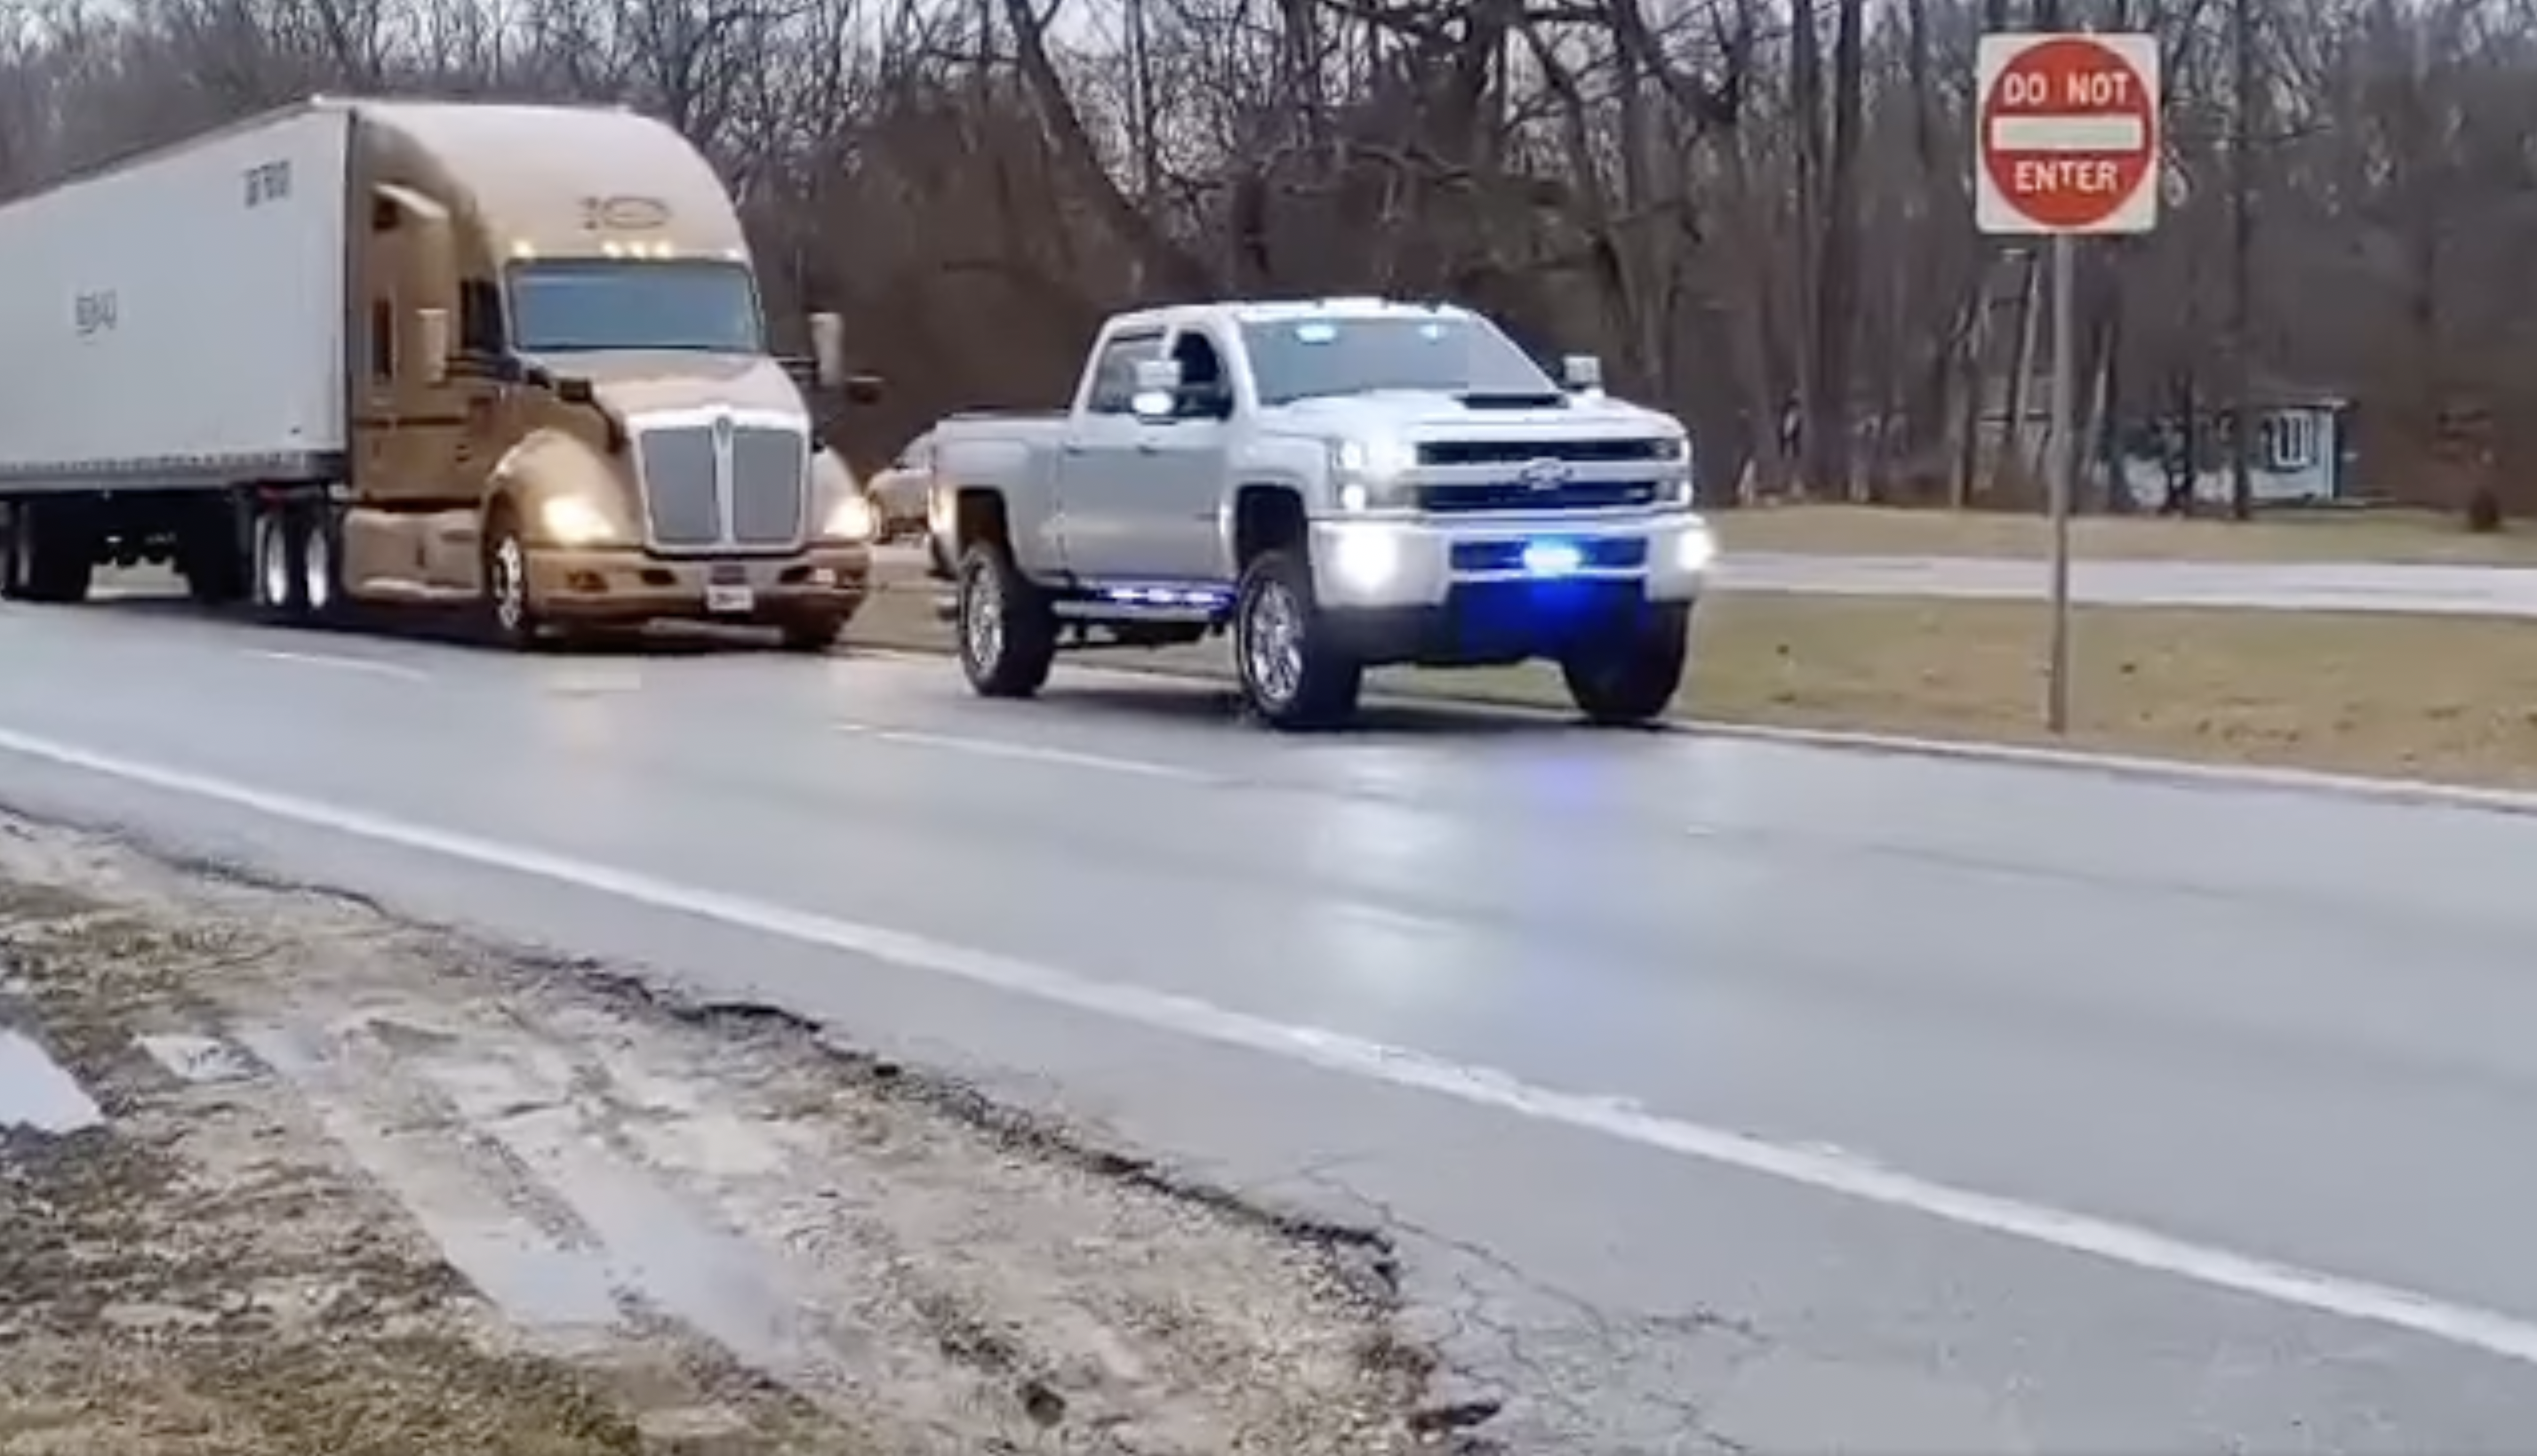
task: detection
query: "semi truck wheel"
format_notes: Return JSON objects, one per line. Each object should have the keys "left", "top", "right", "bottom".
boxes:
{"left": 776, "top": 612, "right": 846, "bottom": 653}
{"left": 252, "top": 508, "right": 304, "bottom": 620}
{"left": 4, "top": 500, "right": 96, "bottom": 604}
{"left": 1233, "top": 548, "right": 1362, "bottom": 731}
{"left": 480, "top": 516, "right": 544, "bottom": 651}
{"left": 956, "top": 540, "right": 1056, "bottom": 698}
{"left": 1559, "top": 604, "right": 1690, "bottom": 727}
{"left": 300, "top": 508, "right": 348, "bottom": 624}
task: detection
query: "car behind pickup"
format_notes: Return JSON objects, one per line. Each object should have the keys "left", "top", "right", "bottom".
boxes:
{"left": 925, "top": 297, "right": 1715, "bottom": 730}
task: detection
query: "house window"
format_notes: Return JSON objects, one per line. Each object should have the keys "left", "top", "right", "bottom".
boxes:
{"left": 2259, "top": 412, "right": 2318, "bottom": 472}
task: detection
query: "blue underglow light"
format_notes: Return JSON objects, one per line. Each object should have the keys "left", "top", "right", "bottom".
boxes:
{"left": 1521, "top": 540, "right": 1582, "bottom": 577}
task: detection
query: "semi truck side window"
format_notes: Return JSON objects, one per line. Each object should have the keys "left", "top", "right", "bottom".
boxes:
{"left": 460, "top": 280, "right": 505, "bottom": 353}
{"left": 369, "top": 300, "right": 396, "bottom": 382}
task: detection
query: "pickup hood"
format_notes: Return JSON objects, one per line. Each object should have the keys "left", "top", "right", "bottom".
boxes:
{"left": 516, "top": 351, "right": 811, "bottom": 423}
{"left": 1263, "top": 389, "right": 1681, "bottom": 440}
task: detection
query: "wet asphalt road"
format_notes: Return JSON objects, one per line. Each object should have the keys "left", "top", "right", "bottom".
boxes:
{"left": 1721, "top": 550, "right": 2537, "bottom": 615}
{"left": 7, "top": 600, "right": 2537, "bottom": 1451}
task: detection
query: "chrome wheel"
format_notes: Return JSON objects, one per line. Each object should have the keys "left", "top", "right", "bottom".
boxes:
{"left": 302, "top": 525, "right": 333, "bottom": 614}
{"left": 962, "top": 557, "right": 1004, "bottom": 670}
{"left": 491, "top": 534, "right": 528, "bottom": 635}
{"left": 1240, "top": 576, "right": 1305, "bottom": 708}
{"left": 257, "top": 515, "right": 292, "bottom": 608}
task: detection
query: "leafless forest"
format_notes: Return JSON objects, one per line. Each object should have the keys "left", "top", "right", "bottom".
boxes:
{"left": 3, "top": 0, "right": 2533, "bottom": 516}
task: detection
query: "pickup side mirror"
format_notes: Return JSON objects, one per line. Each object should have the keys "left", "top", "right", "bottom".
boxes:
{"left": 414, "top": 307, "right": 452, "bottom": 387}
{"left": 1561, "top": 354, "right": 1604, "bottom": 393}
{"left": 1130, "top": 357, "right": 1182, "bottom": 420}
{"left": 808, "top": 311, "right": 845, "bottom": 390}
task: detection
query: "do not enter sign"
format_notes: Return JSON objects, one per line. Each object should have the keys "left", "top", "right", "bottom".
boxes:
{"left": 1975, "top": 33, "right": 2161, "bottom": 236}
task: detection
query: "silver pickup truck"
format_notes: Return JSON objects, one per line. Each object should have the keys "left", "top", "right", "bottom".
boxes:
{"left": 925, "top": 298, "right": 1715, "bottom": 730}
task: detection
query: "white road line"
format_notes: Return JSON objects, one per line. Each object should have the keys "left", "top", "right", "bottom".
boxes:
{"left": 833, "top": 723, "right": 1215, "bottom": 782}
{"left": 1, "top": 724, "right": 2534, "bottom": 1366}
{"left": 247, "top": 648, "right": 431, "bottom": 682}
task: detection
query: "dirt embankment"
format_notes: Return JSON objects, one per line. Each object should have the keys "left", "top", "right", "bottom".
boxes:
{"left": 0, "top": 812, "right": 1447, "bottom": 1455}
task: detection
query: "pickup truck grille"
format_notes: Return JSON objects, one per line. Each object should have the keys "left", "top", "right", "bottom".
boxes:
{"left": 1416, "top": 437, "right": 1675, "bottom": 468}
{"left": 1420, "top": 479, "right": 1666, "bottom": 514}
{"left": 636, "top": 420, "right": 810, "bottom": 552}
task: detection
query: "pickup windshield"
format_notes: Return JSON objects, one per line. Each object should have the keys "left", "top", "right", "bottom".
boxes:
{"left": 1238, "top": 315, "right": 1558, "bottom": 406}
{"left": 507, "top": 259, "right": 765, "bottom": 354}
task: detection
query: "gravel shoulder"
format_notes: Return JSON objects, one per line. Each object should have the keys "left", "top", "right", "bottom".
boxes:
{"left": 0, "top": 812, "right": 1437, "bottom": 1455}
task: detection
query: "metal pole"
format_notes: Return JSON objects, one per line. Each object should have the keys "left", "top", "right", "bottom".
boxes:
{"left": 2046, "top": 230, "right": 2076, "bottom": 735}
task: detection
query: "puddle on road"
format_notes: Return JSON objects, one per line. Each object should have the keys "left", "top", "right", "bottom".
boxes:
{"left": 0, "top": 1026, "right": 102, "bottom": 1133}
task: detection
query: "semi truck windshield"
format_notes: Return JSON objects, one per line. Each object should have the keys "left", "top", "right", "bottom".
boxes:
{"left": 508, "top": 259, "right": 766, "bottom": 354}
{"left": 1238, "top": 316, "right": 1557, "bottom": 406}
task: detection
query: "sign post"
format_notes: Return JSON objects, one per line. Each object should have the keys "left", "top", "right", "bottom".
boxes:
{"left": 1975, "top": 32, "right": 2161, "bottom": 735}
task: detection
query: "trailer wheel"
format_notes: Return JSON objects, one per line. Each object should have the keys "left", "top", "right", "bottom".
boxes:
{"left": 0, "top": 505, "right": 24, "bottom": 600}
{"left": 178, "top": 508, "right": 248, "bottom": 607}
{"left": 4, "top": 500, "right": 96, "bottom": 605}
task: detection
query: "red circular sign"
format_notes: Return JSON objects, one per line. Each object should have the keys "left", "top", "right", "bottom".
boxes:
{"left": 1981, "top": 37, "right": 2157, "bottom": 230}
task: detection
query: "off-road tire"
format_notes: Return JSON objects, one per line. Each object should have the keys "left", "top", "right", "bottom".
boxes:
{"left": 1233, "top": 548, "right": 1362, "bottom": 732}
{"left": 956, "top": 540, "right": 1057, "bottom": 698}
{"left": 1560, "top": 603, "right": 1691, "bottom": 727}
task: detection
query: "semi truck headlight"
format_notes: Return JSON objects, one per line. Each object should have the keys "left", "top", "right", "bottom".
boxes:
{"left": 822, "top": 492, "right": 877, "bottom": 542}
{"left": 539, "top": 494, "right": 617, "bottom": 546}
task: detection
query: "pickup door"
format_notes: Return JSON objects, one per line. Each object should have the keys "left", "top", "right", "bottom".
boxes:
{"left": 1053, "top": 323, "right": 1236, "bottom": 585}
{"left": 1050, "top": 325, "right": 1165, "bottom": 582}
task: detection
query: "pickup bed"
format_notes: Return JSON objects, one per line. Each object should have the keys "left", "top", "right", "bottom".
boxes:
{"left": 925, "top": 297, "right": 1715, "bottom": 730}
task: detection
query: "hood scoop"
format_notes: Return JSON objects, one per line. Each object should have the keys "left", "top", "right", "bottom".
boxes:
{"left": 1455, "top": 389, "right": 1572, "bottom": 411}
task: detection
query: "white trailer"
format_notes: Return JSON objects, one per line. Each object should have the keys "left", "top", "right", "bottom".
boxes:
{"left": 0, "top": 99, "right": 882, "bottom": 647}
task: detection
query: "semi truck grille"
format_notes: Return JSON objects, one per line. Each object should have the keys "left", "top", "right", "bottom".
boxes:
{"left": 639, "top": 429, "right": 723, "bottom": 548}
{"left": 729, "top": 426, "right": 809, "bottom": 546}
{"left": 1420, "top": 479, "right": 1665, "bottom": 514}
{"left": 1417, "top": 437, "right": 1675, "bottom": 468}
{"left": 635, "top": 420, "right": 810, "bottom": 552}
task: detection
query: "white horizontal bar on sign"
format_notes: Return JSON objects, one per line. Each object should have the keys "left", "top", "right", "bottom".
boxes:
{"left": 1989, "top": 115, "right": 2147, "bottom": 152}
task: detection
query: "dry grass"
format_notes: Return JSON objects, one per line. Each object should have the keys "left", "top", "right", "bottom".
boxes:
{"left": 852, "top": 583, "right": 2537, "bottom": 788}
{"left": 1714, "top": 504, "right": 2537, "bottom": 565}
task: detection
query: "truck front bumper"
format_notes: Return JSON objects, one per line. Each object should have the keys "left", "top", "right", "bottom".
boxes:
{"left": 1309, "top": 513, "right": 1712, "bottom": 610}
{"left": 1304, "top": 513, "right": 1712, "bottom": 668}
{"left": 524, "top": 543, "right": 872, "bottom": 625}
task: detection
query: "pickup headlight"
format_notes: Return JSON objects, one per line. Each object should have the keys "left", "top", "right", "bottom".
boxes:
{"left": 1331, "top": 436, "right": 1419, "bottom": 512}
{"left": 1657, "top": 434, "right": 1695, "bottom": 506}
{"left": 821, "top": 491, "right": 878, "bottom": 542}
{"left": 539, "top": 494, "right": 618, "bottom": 546}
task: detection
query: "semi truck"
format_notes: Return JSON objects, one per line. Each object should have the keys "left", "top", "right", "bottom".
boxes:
{"left": 0, "top": 98, "right": 883, "bottom": 650}
{"left": 924, "top": 298, "right": 1714, "bottom": 730}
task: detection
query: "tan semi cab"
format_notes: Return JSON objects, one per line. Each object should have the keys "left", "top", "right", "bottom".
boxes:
{"left": 0, "top": 98, "right": 881, "bottom": 649}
